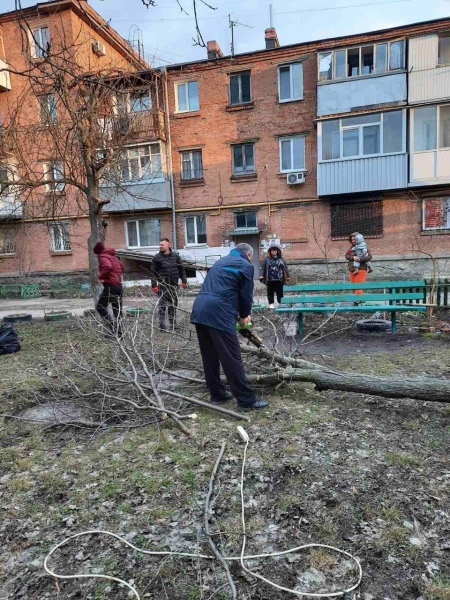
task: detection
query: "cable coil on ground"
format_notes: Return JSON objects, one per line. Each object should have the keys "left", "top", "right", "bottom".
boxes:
{"left": 44, "top": 433, "right": 362, "bottom": 599}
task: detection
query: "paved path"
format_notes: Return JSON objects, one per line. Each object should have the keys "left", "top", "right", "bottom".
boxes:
{"left": 0, "top": 282, "right": 270, "bottom": 320}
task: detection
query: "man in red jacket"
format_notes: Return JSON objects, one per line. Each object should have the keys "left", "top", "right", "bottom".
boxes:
{"left": 93, "top": 241, "right": 125, "bottom": 335}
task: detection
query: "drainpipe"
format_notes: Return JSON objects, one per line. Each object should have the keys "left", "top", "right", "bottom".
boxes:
{"left": 162, "top": 67, "right": 177, "bottom": 250}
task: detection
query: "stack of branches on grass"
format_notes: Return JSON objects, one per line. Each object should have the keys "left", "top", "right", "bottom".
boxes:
{"left": 7, "top": 289, "right": 450, "bottom": 436}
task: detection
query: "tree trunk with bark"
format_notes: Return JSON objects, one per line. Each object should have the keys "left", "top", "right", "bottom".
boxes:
{"left": 245, "top": 346, "right": 450, "bottom": 403}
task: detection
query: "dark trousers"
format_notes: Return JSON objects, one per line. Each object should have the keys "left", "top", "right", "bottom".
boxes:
{"left": 195, "top": 324, "right": 257, "bottom": 407}
{"left": 267, "top": 280, "right": 284, "bottom": 304}
{"left": 96, "top": 283, "right": 123, "bottom": 332}
{"left": 158, "top": 286, "right": 178, "bottom": 328}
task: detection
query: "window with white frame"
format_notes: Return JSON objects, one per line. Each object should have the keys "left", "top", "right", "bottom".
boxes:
{"left": 229, "top": 71, "right": 251, "bottom": 105}
{"left": 175, "top": 81, "right": 199, "bottom": 112}
{"left": 278, "top": 62, "right": 303, "bottom": 102}
{"left": 438, "top": 34, "right": 450, "bottom": 66}
{"left": 0, "top": 228, "right": 15, "bottom": 254}
{"left": 43, "top": 161, "right": 64, "bottom": 192}
{"left": 185, "top": 215, "right": 206, "bottom": 245}
{"left": 232, "top": 143, "right": 255, "bottom": 175}
{"left": 320, "top": 110, "right": 404, "bottom": 161}
{"left": 423, "top": 197, "right": 450, "bottom": 231}
{"left": 129, "top": 90, "right": 152, "bottom": 112}
{"left": 38, "top": 94, "right": 57, "bottom": 125}
{"left": 120, "top": 144, "right": 162, "bottom": 182}
{"left": 414, "top": 105, "right": 450, "bottom": 151}
{"left": 318, "top": 39, "right": 405, "bottom": 82}
{"left": 181, "top": 150, "right": 203, "bottom": 180}
{"left": 31, "top": 26, "right": 50, "bottom": 58}
{"left": 279, "top": 136, "right": 306, "bottom": 172}
{"left": 50, "top": 222, "right": 71, "bottom": 252}
{"left": 235, "top": 211, "right": 257, "bottom": 229}
{"left": 126, "top": 218, "right": 161, "bottom": 248}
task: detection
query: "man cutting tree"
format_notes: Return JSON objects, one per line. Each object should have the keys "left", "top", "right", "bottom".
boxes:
{"left": 190, "top": 243, "right": 268, "bottom": 412}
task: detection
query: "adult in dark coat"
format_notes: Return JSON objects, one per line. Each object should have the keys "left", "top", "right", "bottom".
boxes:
{"left": 151, "top": 238, "right": 187, "bottom": 330}
{"left": 93, "top": 241, "right": 125, "bottom": 335}
{"left": 191, "top": 243, "right": 269, "bottom": 412}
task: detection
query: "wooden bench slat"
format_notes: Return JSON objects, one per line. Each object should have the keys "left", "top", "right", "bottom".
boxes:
{"left": 281, "top": 293, "right": 424, "bottom": 304}
{"left": 284, "top": 280, "right": 425, "bottom": 292}
{"left": 275, "top": 305, "right": 427, "bottom": 313}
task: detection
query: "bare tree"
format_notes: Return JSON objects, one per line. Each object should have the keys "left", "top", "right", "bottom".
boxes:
{"left": 0, "top": 10, "right": 170, "bottom": 287}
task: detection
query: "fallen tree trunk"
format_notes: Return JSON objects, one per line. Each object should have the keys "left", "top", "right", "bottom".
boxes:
{"left": 245, "top": 346, "right": 450, "bottom": 403}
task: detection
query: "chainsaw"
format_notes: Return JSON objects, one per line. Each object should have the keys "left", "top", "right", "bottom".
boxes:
{"left": 236, "top": 321, "right": 264, "bottom": 348}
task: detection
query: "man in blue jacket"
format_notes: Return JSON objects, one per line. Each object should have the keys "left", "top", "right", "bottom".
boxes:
{"left": 191, "top": 243, "right": 269, "bottom": 412}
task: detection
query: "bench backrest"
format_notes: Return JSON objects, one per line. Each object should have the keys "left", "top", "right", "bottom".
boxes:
{"left": 284, "top": 280, "right": 425, "bottom": 293}
{"left": 281, "top": 280, "right": 426, "bottom": 305}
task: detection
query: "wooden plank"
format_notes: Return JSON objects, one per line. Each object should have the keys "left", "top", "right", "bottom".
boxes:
{"left": 284, "top": 280, "right": 425, "bottom": 293}
{"left": 281, "top": 293, "right": 424, "bottom": 304}
{"left": 275, "top": 305, "right": 427, "bottom": 313}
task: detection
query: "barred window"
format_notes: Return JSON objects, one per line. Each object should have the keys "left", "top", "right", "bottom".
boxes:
{"left": 330, "top": 200, "right": 382, "bottom": 240}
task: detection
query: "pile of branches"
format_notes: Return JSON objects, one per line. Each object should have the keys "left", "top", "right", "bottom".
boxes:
{"left": 14, "top": 290, "right": 450, "bottom": 435}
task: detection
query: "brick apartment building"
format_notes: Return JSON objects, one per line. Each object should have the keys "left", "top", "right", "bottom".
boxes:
{"left": 0, "top": 0, "right": 149, "bottom": 283}
{"left": 1, "top": 2, "right": 450, "bottom": 283}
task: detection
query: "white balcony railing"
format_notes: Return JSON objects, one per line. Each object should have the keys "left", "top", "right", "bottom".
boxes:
{"left": 318, "top": 154, "right": 408, "bottom": 196}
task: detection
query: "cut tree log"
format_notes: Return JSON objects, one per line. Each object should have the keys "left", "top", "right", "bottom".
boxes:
{"left": 244, "top": 346, "right": 450, "bottom": 403}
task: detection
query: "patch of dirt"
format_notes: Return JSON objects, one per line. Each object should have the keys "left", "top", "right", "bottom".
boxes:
{"left": 0, "top": 318, "right": 449, "bottom": 600}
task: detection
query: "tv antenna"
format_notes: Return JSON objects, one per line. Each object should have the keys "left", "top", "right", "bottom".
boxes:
{"left": 228, "top": 14, "right": 253, "bottom": 56}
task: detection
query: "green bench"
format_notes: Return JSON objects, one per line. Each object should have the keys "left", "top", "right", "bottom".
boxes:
{"left": 275, "top": 280, "right": 427, "bottom": 334}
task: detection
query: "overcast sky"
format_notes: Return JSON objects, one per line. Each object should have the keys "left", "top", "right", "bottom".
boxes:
{"left": 3, "top": 0, "right": 450, "bottom": 66}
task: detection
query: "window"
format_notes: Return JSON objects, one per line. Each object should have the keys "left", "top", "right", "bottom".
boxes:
{"left": 423, "top": 198, "right": 450, "bottom": 230}
{"left": 43, "top": 161, "right": 64, "bottom": 192}
{"left": 130, "top": 90, "right": 151, "bottom": 112}
{"left": 320, "top": 110, "right": 404, "bottom": 161}
{"left": 439, "top": 105, "right": 450, "bottom": 149}
{"left": 235, "top": 211, "right": 257, "bottom": 229}
{"left": 375, "top": 44, "right": 388, "bottom": 73}
{"left": 318, "top": 39, "right": 404, "bottom": 81}
{"left": 38, "top": 94, "right": 57, "bottom": 125}
{"left": 0, "top": 167, "right": 10, "bottom": 195}
{"left": 0, "top": 228, "right": 15, "bottom": 255}
{"left": 414, "top": 105, "right": 450, "bottom": 152}
{"left": 232, "top": 143, "right": 255, "bottom": 175}
{"left": 121, "top": 144, "right": 162, "bottom": 182}
{"left": 229, "top": 71, "right": 251, "bottom": 105}
{"left": 438, "top": 34, "right": 450, "bottom": 66}
{"left": 50, "top": 222, "right": 71, "bottom": 252}
{"left": 126, "top": 218, "right": 161, "bottom": 248}
{"left": 331, "top": 200, "right": 382, "bottom": 240}
{"left": 319, "top": 52, "right": 332, "bottom": 81}
{"left": 181, "top": 150, "right": 203, "bottom": 180}
{"left": 175, "top": 81, "right": 199, "bottom": 112}
{"left": 185, "top": 215, "right": 206, "bottom": 245}
{"left": 31, "top": 26, "right": 50, "bottom": 58}
{"left": 278, "top": 62, "right": 303, "bottom": 102}
{"left": 279, "top": 136, "right": 305, "bottom": 172}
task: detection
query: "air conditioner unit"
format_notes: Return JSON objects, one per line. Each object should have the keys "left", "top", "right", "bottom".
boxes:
{"left": 93, "top": 40, "right": 106, "bottom": 57}
{"left": 287, "top": 172, "right": 305, "bottom": 185}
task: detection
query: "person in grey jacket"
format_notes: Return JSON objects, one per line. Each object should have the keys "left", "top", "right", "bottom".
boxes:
{"left": 259, "top": 245, "right": 289, "bottom": 308}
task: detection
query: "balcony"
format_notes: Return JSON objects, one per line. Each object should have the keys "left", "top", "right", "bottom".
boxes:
{"left": 98, "top": 109, "right": 166, "bottom": 144}
{"left": 317, "top": 154, "right": 408, "bottom": 196}
{"left": 0, "top": 194, "right": 22, "bottom": 218}
{"left": 0, "top": 59, "right": 11, "bottom": 92}
{"left": 101, "top": 180, "right": 172, "bottom": 213}
{"left": 318, "top": 73, "right": 406, "bottom": 117}
{"left": 408, "top": 34, "right": 450, "bottom": 104}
